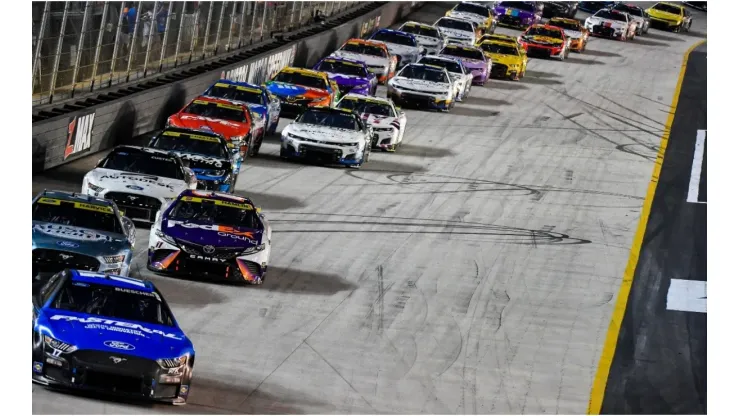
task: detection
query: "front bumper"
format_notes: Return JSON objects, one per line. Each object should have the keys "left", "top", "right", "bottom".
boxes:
{"left": 195, "top": 175, "right": 232, "bottom": 192}
{"left": 569, "top": 38, "right": 586, "bottom": 51}
{"left": 148, "top": 246, "right": 267, "bottom": 284}
{"left": 387, "top": 89, "right": 452, "bottom": 111}
{"left": 522, "top": 43, "right": 564, "bottom": 58}
{"left": 496, "top": 14, "right": 533, "bottom": 28}
{"left": 588, "top": 24, "right": 627, "bottom": 39}
{"left": 281, "top": 139, "right": 366, "bottom": 166}
{"left": 371, "top": 128, "right": 399, "bottom": 150}
{"left": 468, "top": 68, "right": 489, "bottom": 85}
{"left": 647, "top": 17, "right": 681, "bottom": 30}
{"left": 32, "top": 248, "right": 130, "bottom": 277}
{"left": 33, "top": 349, "right": 190, "bottom": 404}
{"left": 489, "top": 62, "right": 520, "bottom": 79}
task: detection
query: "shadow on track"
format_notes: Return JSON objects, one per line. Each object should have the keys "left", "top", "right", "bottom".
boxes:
{"left": 566, "top": 56, "right": 605, "bottom": 65}
{"left": 520, "top": 76, "right": 563, "bottom": 86}
{"left": 394, "top": 143, "right": 456, "bottom": 158}
{"left": 484, "top": 80, "right": 529, "bottom": 90}
{"left": 631, "top": 37, "right": 671, "bottom": 47}
{"left": 462, "top": 96, "right": 512, "bottom": 107}
{"left": 233, "top": 190, "right": 306, "bottom": 211}
{"left": 264, "top": 266, "right": 357, "bottom": 295}
{"left": 144, "top": 275, "right": 228, "bottom": 307}
{"left": 450, "top": 106, "right": 500, "bottom": 117}
{"left": 580, "top": 48, "right": 622, "bottom": 58}
{"left": 358, "top": 159, "right": 429, "bottom": 173}
{"left": 643, "top": 31, "right": 681, "bottom": 42}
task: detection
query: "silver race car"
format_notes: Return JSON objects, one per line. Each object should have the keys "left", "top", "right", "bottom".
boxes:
{"left": 386, "top": 63, "right": 456, "bottom": 112}
{"left": 398, "top": 21, "right": 447, "bottom": 54}
{"left": 336, "top": 94, "right": 408, "bottom": 152}
{"left": 434, "top": 16, "right": 479, "bottom": 46}
{"left": 416, "top": 55, "right": 473, "bottom": 102}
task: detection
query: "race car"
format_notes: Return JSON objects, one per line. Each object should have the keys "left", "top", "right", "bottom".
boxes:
{"left": 542, "top": 1, "right": 578, "bottom": 18}
{"left": 280, "top": 106, "right": 372, "bottom": 168}
{"left": 645, "top": 2, "right": 692, "bottom": 32}
{"left": 386, "top": 63, "right": 456, "bottom": 112}
{"left": 476, "top": 33, "right": 520, "bottom": 48}
{"left": 330, "top": 39, "right": 398, "bottom": 84}
{"left": 433, "top": 16, "right": 480, "bottom": 46}
{"left": 367, "top": 29, "right": 425, "bottom": 69}
{"left": 493, "top": 1, "right": 542, "bottom": 29}
{"left": 167, "top": 96, "right": 264, "bottom": 158}
{"left": 81, "top": 146, "right": 197, "bottom": 223}
{"left": 584, "top": 8, "right": 638, "bottom": 40}
{"left": 312, "top": 57, "right": 378, "bottom": 96}
{"left": 416, "top": 55, "right": 473, "bottom": 101}
{"left": 577, "top": 1, "right": 616, "bottom": 14}
{"left": 437, "top": 43, "right": 491, "bottom": 85}
{"left": 264, "top": 67, "right": 340, "bottom": 118}
{"left": 148, "top": 190, "right": 272, "bottom": 285}
{"left": 32, "top": 191, "right": 136, "bottom": 278}
{"left": 32, "top": 269, "right": 195, "bottom": 404}
{"left": 148, "top": 127, "right": 241, "bottom": 192}
{"left": 518, "top": 24, "right": 570, "bottom": 60}
{"left": 546, "top": 17, "right": 590, "bottom": 52}
{"left": 202, "top": 80, "right": 281, "bottom": 135}
{"left": 611, "top": 3, "right": 650, "bottom": 35}
{"left": 336, "top": 94, "right": 407, "bottom": 152}
{"left": 445, "top": 1, "right": 498, "bottom": 34}
{"left": 397, "top": 21, "right": 446, "bottom": 55}
{"left": 478, "top": 40, "right": 528, "bottom": 80}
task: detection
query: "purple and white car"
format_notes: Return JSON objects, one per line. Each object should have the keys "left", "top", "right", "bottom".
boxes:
{"left": 494, "top": 1, "right": 542, "bottom": 28}
{"left": 437, "top": 44, "right": 491, "bottom": 86}
{"left": 312, "top": 57, "right": 378, "bottom": 96}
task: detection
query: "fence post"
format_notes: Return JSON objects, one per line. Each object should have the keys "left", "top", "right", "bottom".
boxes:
{"left": 201, "top": 2, "right": 214, "bottom": 59}
{"left": 70, "top": 1, "right": 92, "bottom": 97}
{"left": 226, "top": 1, "right": 237, "bottom": 52}
{"left": 125, "top": 1, "right": 143, "bottom": 80}
{"left": 32, "top": 1, "right": 50, "bottom": 91}
{"left": 89, "top": 1, "right": 110, "bottom": 91}
{"left": 142, "top": 1, "right": 159, "bottom": 76}
{"left": 188, "top": 3, "right": 199, "bottom": 63}
{"left": 249, "top": 3, "right": 258, "bottom": 44}
{"left": 48, "top": 1, "right": 70, "bottom": 104}
{"left": 158, "top": 1, "right": 174, "bottom": 71}
{"left": 214, "top": 1, "right": 226, "bottom": 54}
{"left": 173, "top": 1, "right": 186, "bottom": 67}
{"left": 237, "top": 0, "right": 247, "bottom": 48}
{"left": 259, "top": 1, "right": 267, "bottom": 40}
{"left": 108, "top": 1, "right": 126, "bottom": 86}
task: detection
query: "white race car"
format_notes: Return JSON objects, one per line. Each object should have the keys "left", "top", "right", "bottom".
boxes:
{"left": 398, "top": 21, "right": 447, "bottom": 55}
{"left": 386, "top": 63, "right": 456, "bottom": 112}
{"left": 336, "top": 93, "right": 408, "bottom": 152}
{"left": 367, "top": 28, "right": 426, "bottom": 69}
{"left": 446, "top": 1, "right": 498, "bottom": 33}
{"left": 280, "top": 106, "right": 373, "bottom": 168}
{"left": 331, "top": 39, "right": 398, "bottom": 84}
{"left": 416, "top": 55, "right": 472, "bottom": 102}
{"left": 434, "top": 16, "right": 479, "bottom": 45}
{"left": 81, "top": 146, "right": 198, "bottom": 223}
{"left": 612, "top": 2, "right": 650, "bottom": 35}
{"left": 585, "top": 8, "right": 638, "bottom": 41}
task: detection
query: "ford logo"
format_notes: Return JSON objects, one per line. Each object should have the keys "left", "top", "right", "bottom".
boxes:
{"left": 104, "top": 340, "right": 135, "bottom": 351}
{"left": 126, "top": 185, "right": 144, "bottom": 191}
{"left": 56, "top": 241, "right": 79, "bottom": 248}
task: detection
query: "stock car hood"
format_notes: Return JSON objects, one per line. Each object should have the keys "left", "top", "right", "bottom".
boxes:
{"left": 287, "top": 124, "right": 366, "bottom": 143}
{"left": 325, "top": 72, "right": 373, "bottom": 91}
{"left": 495, "top": 6, "right": 535, "bottom": 18}
{"left": 88, "top": 169, "right": 186, "bottom": 199}
{"left": 392, "top": 77, "right": 450, "bottom": 94}
{"left": 264, "top": 81, "right": 331, "bottom": 100}
{"left": 32, "top": 222, "right": 130, "bottom": 254}
{"left": 439, "top": 54, "right": 487, "bottom": 70}
{"left": 484, "top": 52, "right": 521, "bottom": 66}
{"left": 646, "top": 9, "right": 682, "bottom": 22}
{"left": 382, "top": 42, "right": 422, "bottom": 58}
{"left": 42, "top": 310, "right": 191, "bottom": 359}
{"left": 245, "top": 103, "right": 269, "bottom": 118}
{"left": 168, "top": 152, "right": 232, "bottom": 175}
{"left": 331, "top": 51, "right": 389, "bottom": 68}
{"left": 414, "top": 35, "right": 442, "bottom": 48}
{"left": 162, "top": 218, "right": 263, "bottom": 248}
{"left": 169, "top": 114, "right": 248, "bottom": 139}
{"left": 561, "top": 29, "right": 584, "bottom": 39}
{"left": 437, "top": 27, "right": 475, "bottom": 40}
{"left": 521, "top": 35, "right": 564, "bottom": 45}
{"left": 587, "top": 17, "right": 628, "bottom": 29}
{"left": 360, "top": 113, "right": 398, "bottom": 129}
{"left": 448, "top": 11, "right": 487, "bottom": 25}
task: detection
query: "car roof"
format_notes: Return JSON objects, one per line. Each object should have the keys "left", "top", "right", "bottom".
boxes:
{"left": 34, "top": 190, "right": 115, "bottom": 207}
{"left": 302, "top": 105, "right": 358, "bottom": 115}
{"left": 437, "top": 16, "right": 474, "bottom": 24}
{"left": 419, "top": 55, "right": 462, "bottom": 64}
{"left": 177, "top": 189, "right": 256, "bottom": 206}
{"left": 405, "top": 63, "right": 447, "bottom": 72}
{"left": 480, "top": 39, "right": 519, "bottom": 48}
{"left": 319, "top": 56, "right": 368, "bottom": 67}
{"left": 344, "top": 38, "right": 388, "bottom": 48}
{"left": 372, "top": 28, "right": 415, "bottom": 38}
{"left": 340, "top": 93, "right": 394, "bottom": 105}
{"left": 110, "top": 145, "right": 178, "bottom": 158}
{"left": 160, "top": 126, "right": 222, "bottom": 139}
{"left": 401, "top": 21, "right": 436, "bottom": 29}
{"left": 442, "top": 43, "right": 483, "bottom": 51}
{"left": 189, "top": 95, "right": 247, "bottom": 109}
{"left": 209, "top": 79, "right": 264, "bottom": 92}
{"left": 69, "top": 269, "right": 156, "bottom": 292}
{"left": 278, "top": 67, "right": 326, "bottom": 77}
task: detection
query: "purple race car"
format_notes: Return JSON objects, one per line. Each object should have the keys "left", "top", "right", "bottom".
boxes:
{"left": 494, "top": 1, "right": 542, "bottom": 29}
{"left": 313, "top": 57, "right": 378, "bottom": 96}
{"left": 437, "top": 44, "right": 491, "bottom": 85}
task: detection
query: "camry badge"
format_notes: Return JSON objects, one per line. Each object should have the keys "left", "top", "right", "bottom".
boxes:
{"left": 203, "top": 245, "right": 216, "bottom": 254}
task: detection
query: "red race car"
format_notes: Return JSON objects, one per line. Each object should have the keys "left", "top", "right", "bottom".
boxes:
{"left": 517, "top": 24, "right": 570, "bottom": 61}
{"left": 167, "top": 96, "right": 265, "bottom": 157}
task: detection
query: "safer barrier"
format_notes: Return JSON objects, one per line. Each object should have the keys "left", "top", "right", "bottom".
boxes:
{"left": 32, "top": 1, "right": 422, "bottom": 173}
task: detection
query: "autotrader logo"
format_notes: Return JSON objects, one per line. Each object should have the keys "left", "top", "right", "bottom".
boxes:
{"left": 104, "top": 340, "right": 135, "bottom": 351}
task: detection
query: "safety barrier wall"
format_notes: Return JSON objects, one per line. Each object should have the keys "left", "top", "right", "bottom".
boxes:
{"left": 32, "top": 1, "right": 421, "bottom": 173}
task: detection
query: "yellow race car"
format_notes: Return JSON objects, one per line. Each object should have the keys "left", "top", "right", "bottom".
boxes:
{"left": 645, "top": 2, "right": 692, "bottom": 32}
{"left": 476, "top": 33, "right": 519, "bottom": 48}
{"left": 478, "top": 40, "right": 528, "bottom": 81}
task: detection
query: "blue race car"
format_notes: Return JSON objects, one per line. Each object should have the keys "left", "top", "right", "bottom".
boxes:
{"left": 32, "top": 191, "right": 136, "bottom": 278}
{"left": 203, "top": 79, "right": 281, "bottom": 135}
{"left": 148, "top": 127, "right": 242, "bottom": 193}
{"left": 32, "top": 269, "right": 195, "bottom": 404}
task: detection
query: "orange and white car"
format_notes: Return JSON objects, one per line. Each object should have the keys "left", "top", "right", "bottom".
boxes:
{"left": 547, "top": 17, "right": 590, "bottom": 52}
{"left": 330, "top": 38, "right": 398, "bottom": 84}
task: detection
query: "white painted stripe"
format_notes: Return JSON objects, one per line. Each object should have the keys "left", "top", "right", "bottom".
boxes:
{"left": 666, "top": 279, "right": 707, "bottom": 313}
{"left": 687, "top": 129, "right": 706, "bottom": 203}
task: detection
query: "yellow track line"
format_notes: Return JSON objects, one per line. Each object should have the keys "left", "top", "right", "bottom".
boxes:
{"left": 586, "top": 38, "right": 707, "bottom": 415}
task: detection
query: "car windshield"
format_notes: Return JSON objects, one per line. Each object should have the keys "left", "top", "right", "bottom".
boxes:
{"left": 454, "top": 2, "right": 490, "bottom": 17}
{"left": 526, "top": 27, "right": 564, "bottom": 38}
{"left": 418, "top": 57, "right": 463, "bottom": 74}
{"left": 337, "top": 98, "right": 394, "bottom": 117}
{"left": 399, "top": 65, "right": 448, "bottom": 83}
{"left": 298, "top": 109, "right": 361, "bottom": 130}
{"left": 316, "top": 59, "right": 368, "bottom": 77}
{"left": 499, "top": 1, "right": 536, "bottom": 12}
{"left": 436, "top": 18, "right": 474, "bottom": 32}
{"left": 340, "top": 42, "right": 387, "bottom": 57}
{"left": 399, "top": 23, "right": 440, "bottom": 38}
{"left": 613, "top": 4, "right": 643, "bottom": 16}
{"left": 549, "top": 20, "right": 582, "bottom": 31}
{"left": 371, "top": 31, "right": 416, "bottom": 46}
{"left": 168, "top": 197, "right": 261, "bottom": 229}
{"left": 594, "top": 10, "right": 628, "bottom": 21}
{"left": 480, "top": 42, "right": 519, "bottom": 56}
{"left": 33, "top": 198, "right": 123, "bottom": 235}
{"left": 206, "top": 84, "right": 263, "bottom": 105}
{"left": 480, "top": 34, "right": 516, "bottom": 44}
{"left": 272, "top": 71, "right": 328, "bottom": 89}
{"left": 52, "top": 280, "right": 174, "bottom": 326}
{"left": 183, "top": 100, "right": 247, "bottom": 123}
{"left": 99, "top": 149, "right": 184, "bottom": 180}
{"left": 150, "top": 131, "right": 227, "bottom": 159}
{"left": 441, "top": 46, "right": 485, "bottom": 61}
{"left": 651, "top": 2, "right": 681, "bottom": 14}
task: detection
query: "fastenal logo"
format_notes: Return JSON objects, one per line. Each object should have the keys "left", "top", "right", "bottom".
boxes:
{"left": 64, "top": 111, "right": 95, "bottom": 160}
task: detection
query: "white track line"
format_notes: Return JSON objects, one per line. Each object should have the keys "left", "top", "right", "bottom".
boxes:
{"left": 666, "top": 279, "right": 707, "bottom": 313}
{"left": 687, "top": 129, "right": 706, "bottom": 204}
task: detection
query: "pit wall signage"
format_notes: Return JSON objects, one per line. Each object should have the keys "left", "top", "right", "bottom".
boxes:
{"left": 360, "top": 16, "right": 382, "bottom": 38}
{"left": 64, "top": 110, "right": 95, "bottom": 160}
{"left": 221, "top": 45, "right": 297, "bottom": 85}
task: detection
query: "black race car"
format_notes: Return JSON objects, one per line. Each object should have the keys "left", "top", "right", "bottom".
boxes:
{"left": 543, "top": 1, "right": 578, "bottom": 18}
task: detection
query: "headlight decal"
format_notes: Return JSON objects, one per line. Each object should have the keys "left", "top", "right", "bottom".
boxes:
{"left": 44, "top": 335, "right": 78, "bottom": 354}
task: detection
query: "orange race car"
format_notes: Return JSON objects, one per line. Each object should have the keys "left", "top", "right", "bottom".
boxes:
{"left": 167, "top": 96, "right": 264, "bottom": 157}
{"left": 546, "top": 17, "right": 590, "bottom": 52}
{"left": 330, "top": 38, "right": 398, "bottom": 84}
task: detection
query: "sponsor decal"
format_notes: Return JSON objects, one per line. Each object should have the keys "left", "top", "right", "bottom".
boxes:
{"left": 33, "top": 361, "right": 44, "bottom": 374}
{"left": 49, "top": 314, "right": 183, "bottom": 340}
{"left": 56, "top": 240, "right": 80, "bottom": 248}
{"left": 34, "top": 224, "right": 113, "bottom": 242}
{"left": 65, "top": 111, "right": 95, "bottom": 160}
{"left": 114, "top": 286, "right": 161, "bottom": 300}
{"left": 37, "top": 197, "right": 115, "bottom": 214}
{"left": 168, "top": 219, "right": 256, "bottom": 238}
{"left": 180, "top": 154, "right": 224, "bottom": 168}
{"left": 179, "top": 196, "right": 253, "bottom": 210}
{"left": 221, "top": 45, "right": 297, "bottom": 84}
{"left": 104, "top": 340, "right": 136, "bottom": 351}
{"left": 180, "top": 385, "right": 189, "bottom": 396}
{"left": 163, "top": 130, "right": 221, "bottom": 142}
{"left": 189, "top": 254, "right": 227, "bottom": 263}
{"left": 99, "top": 173, "right": 176, "bottom": 191}
{"left": 126, "top": 185, "right": 144, "bottom": 191}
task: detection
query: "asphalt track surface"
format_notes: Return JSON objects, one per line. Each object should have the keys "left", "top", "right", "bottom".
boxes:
{"left": 32, "top": 3, "right": 708, "bottom": 414}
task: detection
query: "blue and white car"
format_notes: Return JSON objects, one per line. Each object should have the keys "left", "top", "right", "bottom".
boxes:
{"left": 32, "top": 269, "right": 195, "bottom": 405}
{"left": 368, "top": 28, "right": 426, "bottom": 69}
{"left": 203, "top": 79, "right": 281, "bottom": 135}
{"left": 32, "top": 191, "right": 136, "bottom": 278}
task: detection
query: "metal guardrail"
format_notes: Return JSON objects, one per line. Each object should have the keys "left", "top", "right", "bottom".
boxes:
{"left": 32, "top": 1, "right": 361, "bottom": 107}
